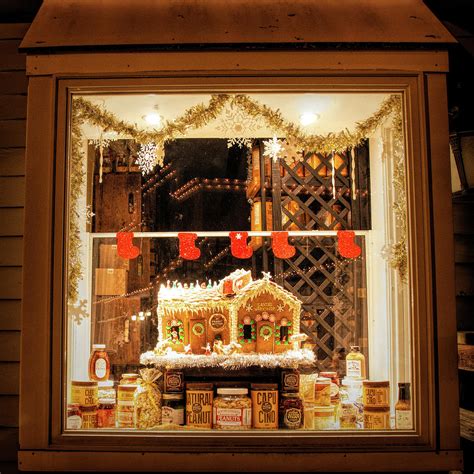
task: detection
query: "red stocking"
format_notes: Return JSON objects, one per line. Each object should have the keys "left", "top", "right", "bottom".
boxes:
{"left": 337, "top": 230, "right": 361, "bottom": 259}
{"left": 178, "top": 232, "right": 201, "bottom": 260}
{"left": 271, "top": 231, "right": 296, "bottom": 259}
{"left": 116, "top": 232, "right": 140, "bottom": 260}
{"left": 229, "top": 231, "right": 253, "bottom": 259}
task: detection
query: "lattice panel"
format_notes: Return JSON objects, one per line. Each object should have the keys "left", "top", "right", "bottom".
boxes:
{"left": 270, "top": 143, "right": 370, "bottom": 370}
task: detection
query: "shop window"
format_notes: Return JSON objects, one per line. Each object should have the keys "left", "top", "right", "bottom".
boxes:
{"left": 65, "top": 91, "right": 412, "bottom": 433}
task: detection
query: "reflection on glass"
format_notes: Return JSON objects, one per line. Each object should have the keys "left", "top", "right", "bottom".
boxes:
{"left": 65, "top": 92, "right": 412, "bottom": 432}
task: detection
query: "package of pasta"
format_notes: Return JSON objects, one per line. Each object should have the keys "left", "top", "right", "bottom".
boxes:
{"left": 134, "top": 368, "right": 162, "bottom": 429}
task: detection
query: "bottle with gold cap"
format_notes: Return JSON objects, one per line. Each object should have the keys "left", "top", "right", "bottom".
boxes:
{"left": 345, "top": 345, "right": 366, "bottom": 379}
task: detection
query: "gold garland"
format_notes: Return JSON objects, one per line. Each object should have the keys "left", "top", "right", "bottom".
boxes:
{"left": 68, "top": 92, "right": 408, "bottom": 302}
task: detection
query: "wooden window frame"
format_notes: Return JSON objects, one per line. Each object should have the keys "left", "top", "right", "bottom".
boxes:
{"left": 19, "top": 60, "right": 461, "bottom": 471}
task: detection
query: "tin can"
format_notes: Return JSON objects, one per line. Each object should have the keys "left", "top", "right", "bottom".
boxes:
{"left": 117, "top": 384, "right": 136, "bottom": 428}
{"left": 71, "top": 381, "right": 98, "bottom": 407}
{"left": 186, "top": 383, "right": 213, "bottom": 428}
{"left": 363, "top": 381, "right": 390, "bottom": 408}
{"left": 314, "top": 405, "right": 335, "bottom": 430}
{"left": 314, "top": 377, "right": 331, "bottom": 406}
{"left": 162, "top": 393, "right": 185, "bottom": 425}
{"left": 281, "top": 369, "right": 300, "bottom": 393}
{"left": 251, "top": 383, "right": 278, "bottom": 429}
{"left": 66, "top": 404, "right": 82, "bottom": 430}
{"left": 363, "top": 406, "right": 391, "bottom": 429}
{"left": 165, "top": 370, "right": 184, "bottom": 393}
{"left": 80, "top": 406, "right": 98, "bottom": 429}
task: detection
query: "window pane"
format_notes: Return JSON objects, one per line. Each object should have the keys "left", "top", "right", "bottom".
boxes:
{"left": 65, "top": 91, "right": 412, "bottom": 433}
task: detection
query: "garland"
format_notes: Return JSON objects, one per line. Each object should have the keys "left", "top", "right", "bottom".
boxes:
{"left": 68, "top": 92, "right": 408, "bottom": 302}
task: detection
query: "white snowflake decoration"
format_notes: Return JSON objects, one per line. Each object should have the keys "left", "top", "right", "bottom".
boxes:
{"left": 245, "top": 304, "right": 253, "bottom": 312}
{"left": 263, "top": 136, "right": 284, "bottom": 162}
{"left": 227, "top": 137, "right": 252, "bottom": 149}
{"left": 217, "top": 105, "right": 258, "bottom": 137}
{"left": 68, "top": 299, "right": 89, "bottom": 325}
{"left": 137, "top": 142, "right": 157, "bottom": 175}
{"left": 277, "top": 304, "right": 285, "bottom": 312}
{"left": 88, "top": 137, "right": 111, "bottom": 150}
{"left": 79, "top": 204, "right": 95, "bottom": 225}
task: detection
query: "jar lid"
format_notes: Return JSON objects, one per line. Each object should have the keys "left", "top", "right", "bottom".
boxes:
{"left": 350, "top": 345, "right": 360, "bottom": 351}
{"left": 163, "top": 393, "right": 184, "bottom": 400}
{"left": 186, "top": 382, "right": 213, "bottom": 390}
{"left": 319, "top": 372, "right": 337, "bottom": 378}
{"left": 98, "top": 380, "right": 114, "bottom": 388}
{"left": 71, "top": 380, "right": 98, "bottom": 386}
{"left": 362, "top": 380, "right": 389, "bottom": 387}
{"left": 280, "top": 392, "right": 300, "bottom": 398}
{"left": 118, "top": 384, "right": 137, "bottom": 390}
{"left": 217, "top": 388, "right": 248, "bottom": 395}
{"left": 92, "top": 344, "right": 106, "bottom": 349}
{"left": 67, "top": 403, "right": 81, "bottom": 409}
{"left": 316, "top": 377, "right": 331, "bottom": 383}
{"left": 98, "top": 398, "right": 116, "bottom": 405}
{"left": 341, "top": 377, "right": 363, "bottom": 387}
{"left": 121, "top": 373, "right": 138, "bottom": 379}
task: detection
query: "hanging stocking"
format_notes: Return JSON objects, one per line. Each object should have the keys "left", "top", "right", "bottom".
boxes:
{"left": 178, "top": 232, "right": 201, "bottom": 260}
{"left": 337, "top": 230, "right": 361, "bottom": 259}
{"left": 271, "top": 231, "right": 296, "bottom": 259}
{"left": 116, "top": 232, "right": 140, "bottom": 259}
{"left": 229, "top": 231, "right": 253, "bottom": 259}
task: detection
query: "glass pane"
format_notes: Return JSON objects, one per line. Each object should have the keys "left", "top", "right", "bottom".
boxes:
{"left": 65, "top": 91, "right": 412, "bottom": 433}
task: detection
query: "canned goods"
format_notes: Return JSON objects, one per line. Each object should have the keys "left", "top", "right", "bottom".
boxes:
{"left": 313, "top": 405, "right": 335, "bottom": 430}
{"left": 117, "top": 384, "right": 136, "bottom": 428}
{"left": 363, "top": 407, "right": 391, "bottom": 429}
{"left": 165, "top": 370, "right": 184, "bottom": 393}
{"left": 281, "top": 369, "right": 300, "bottom": 393}
{"left": 251, "top": 383, "right": 278, "bottom": 429}
{"left": 186, "top": 383, "right": 213, "bottom": 428}
{"left": 71, "top": 381, "right": 98, "bottom": 407}
{"left": 362, "top": 381, "right": 390, "bottom": 408}
{"left": 81, "top": 406, "right": 98, "bottom": 429}
{"left": 314, "top": 377, "right": 331, "bottom": 406}
{"left": 66, "top": 404, "right": 82, "bottom": 430}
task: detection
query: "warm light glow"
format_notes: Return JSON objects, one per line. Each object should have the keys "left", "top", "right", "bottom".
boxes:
{"left": 299, "top": 112, "right": 319, "bottom": 126}
{"left": 144, "top": 112, "right": 162, "bottom": 126}
{"left": 131, "top": 314, "right": 137, "bottom": 321}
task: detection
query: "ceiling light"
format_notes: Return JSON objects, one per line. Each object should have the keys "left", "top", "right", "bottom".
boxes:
{"left": 300, "top": 112, "right": 319, "bottom": 126}
{"left": 144, "top": 112, "right": 162, "bottom": 126}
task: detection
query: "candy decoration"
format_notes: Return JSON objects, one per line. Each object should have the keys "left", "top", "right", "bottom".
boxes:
{"left": 229, "top": 231, "right": 253, "bottom": 259}
{"left": 178, "top": 232, "right": 201, "bottom": 260}
{"left": 271, "top": 231, "right": 296, "bottom": 259}
{"left": 116, "top": 232, "right": 140, "bottom": 259}
{"left": 337, "top": 230, "right": 362, "bottom": 259}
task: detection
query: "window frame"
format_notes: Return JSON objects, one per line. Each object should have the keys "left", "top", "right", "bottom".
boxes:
{"left": 22, "top": 72, "right": 448, "bottom": 455}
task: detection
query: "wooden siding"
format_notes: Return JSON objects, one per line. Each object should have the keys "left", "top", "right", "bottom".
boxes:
{"left": 0, "top": 22, "right": 29, "bottom": 462}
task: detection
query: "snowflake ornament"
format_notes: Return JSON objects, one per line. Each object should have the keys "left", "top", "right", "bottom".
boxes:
{"left": 277, "top": 304, "right": 285, "bottom": 312}
{"left": 263, "top": 136, "right": 284, "bottom": 162}
{"left": 68, "top": 299, "right": 89, "bottom": 325}
{"left": 217, "top": 105, "right": 258, "bottom": 137}
{"left": 137, "top": 142, "right": 157, "bottom": 175}
{"left": 227, "top": 137, "right": 252, "bottom": 149}
{"left": 79, "top": 204, "right": 95, "bottom": 225}
{"left": 245, "top": 304, "right": 253, "bottom": 312}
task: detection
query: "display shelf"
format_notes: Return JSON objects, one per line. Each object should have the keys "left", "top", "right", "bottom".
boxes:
{"left": 461, "top": 408, "right": 474, "bottom": 442}
{"left": 140, "top": 348, "right": 315, "bottom": 370}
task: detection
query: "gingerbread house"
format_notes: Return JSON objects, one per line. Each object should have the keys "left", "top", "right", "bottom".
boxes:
{"left": 157, "top": 271, "right": 301, "bottom": 355}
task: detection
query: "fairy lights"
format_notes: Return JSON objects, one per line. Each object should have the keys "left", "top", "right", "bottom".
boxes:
{"left": 169, "top": 178, "right": 246, "bottom": 202}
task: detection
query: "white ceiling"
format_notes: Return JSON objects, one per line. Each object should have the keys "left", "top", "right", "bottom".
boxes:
{"left": 79, "top": 92, "right": 390, "bottom": 140}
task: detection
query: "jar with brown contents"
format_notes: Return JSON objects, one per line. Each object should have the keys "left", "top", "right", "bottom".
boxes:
{"left": 279, "top": 392, "right": 304, "bottom": 429}
{"left": 213, "top": 388, "right": 252, "bottom": 430}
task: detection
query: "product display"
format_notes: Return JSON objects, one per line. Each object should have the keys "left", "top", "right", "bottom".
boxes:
{"left": 65, "top": 90, "right": 415, "bottom": 436}
{"left": 213, "top": 388, "right": 252, "bottom": 430}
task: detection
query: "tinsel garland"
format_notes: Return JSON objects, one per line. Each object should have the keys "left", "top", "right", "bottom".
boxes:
{"left": 384, "top": 103, "right": 408, "bottom": 282}
{"left": 68, "top": 107, "right": 86, "bottom": 302}
{"left": 140, "top": 348, "right": 315, "bottom": 370}
{"left": 67, "top": 92, "right": 408, "bottom": 300}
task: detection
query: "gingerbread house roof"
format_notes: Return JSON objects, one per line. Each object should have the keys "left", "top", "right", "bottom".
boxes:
{"left": 232, "top": 276, "right": 301, "bottom": 312}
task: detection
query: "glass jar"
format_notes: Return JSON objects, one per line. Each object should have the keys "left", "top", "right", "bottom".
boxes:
{"left": 120, "top": 373, "right": 139, "bottom": 385}
{"left": 66, "top": 404, "right": 82, "bottom": 430}
{"left": 88, "top": 344, "right": 110, "bottom": 382}
{"left": 212, "top": 388, "right": 252, "bottom": 430}
{"left": 97, "top": 399, "right": 116, "bottom": 428}
{"left": 162, "top": 393, "right": 185, "bottom": 425}
{"left": 279, "top": 392, "right": 304, "bottom": 429}
{"left": 314, "top": 405, "right": 335, "bottom": 430}
{"left": 98, "top": 380, "right": 116, "bottom": 401}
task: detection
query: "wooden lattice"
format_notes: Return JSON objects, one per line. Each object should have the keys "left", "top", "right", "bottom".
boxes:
{"left": 269, "top": 144, "right": 370, "bottom": 370}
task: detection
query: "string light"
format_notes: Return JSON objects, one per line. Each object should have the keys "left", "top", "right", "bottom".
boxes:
{"left": 169, "top": 178, "right": 246, "bottom": 201}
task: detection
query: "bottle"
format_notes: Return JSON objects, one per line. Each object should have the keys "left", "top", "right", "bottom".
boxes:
{"left": 345, "top": 345, "right": 366, "bottom": 379}
{"left": 395, "top": 382, "right": 413, "bottom": 429}
{"left": 88, "top": 344, "right": 110, "bottom": 382}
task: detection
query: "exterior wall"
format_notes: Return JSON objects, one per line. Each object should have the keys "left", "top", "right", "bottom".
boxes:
{"left": 0, "top": 23, "right": 29, "bottom": 461}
